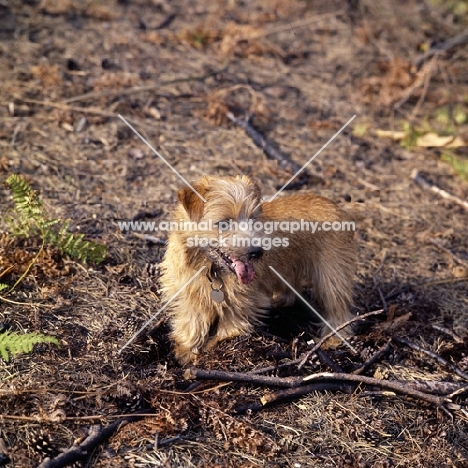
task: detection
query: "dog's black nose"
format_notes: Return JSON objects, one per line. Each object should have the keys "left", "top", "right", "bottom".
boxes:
{"left": 247, "top": 246, "right": 264, "bottom": 260}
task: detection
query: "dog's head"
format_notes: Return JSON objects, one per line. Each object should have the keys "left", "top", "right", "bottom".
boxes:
{"left": 174, "top": 175, "right": 264, "bottom": 284}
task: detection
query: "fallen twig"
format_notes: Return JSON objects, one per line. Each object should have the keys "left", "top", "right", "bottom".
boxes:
{"left": 395, "top": 337, "right": 468, "bottom": 381}
{"left": 414, "top": 31, "right": 468, "bottom": 68}
{"left": 184, "top": 368, "right": 304, "bottom": 388}
{"left": 14, "top": 98, "right": 158, "bottom": 133}
{"left": 411, "top": 169, "right": 468, "bottom": 212}
{"left": 186, "top": 366, "right": 459, "bottom": 412}
{"left": 64, "top": 67, "right": 227, "bottom": 103}
{"left": 353, "top": 340, "right": 392, "bottom": 375}
{"left": 429, "top": 238, "right": 468, "bottom": 268}
{"left": 131, "top": 232, "right": 166, "bottom": 245}
{"left": 250, "top": 309, "right": 384, "bottom": 375}
{"left": 233, "top": 374, "right": 455, "bottom": 414}
{"left": 431, "top": 324, "right": 463, "bottom": 344}
{"left": 233, "top": 382, "right": 352, "bottom": 414}
{"left": 302, "top": 372, "right": 445, "bottom": 406}
{"left": 315, "top": 348, "right": 344, "bottom": 373}
{"left": 226, "top": 111, "right": 309, "bottom": 190}
{"left": 297, "top": 309, "right": 385, "bottom": 370}
{"left": 37, "top": 409, "right": 154, "bottom": 468}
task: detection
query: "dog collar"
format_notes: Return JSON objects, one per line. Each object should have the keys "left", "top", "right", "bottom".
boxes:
{"left": 207, "top": 269, "right": 225, "bottom": 303}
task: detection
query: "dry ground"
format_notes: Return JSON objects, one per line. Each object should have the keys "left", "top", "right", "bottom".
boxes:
{"left": 1, "top": 0, "right": 468, "bottom": 466}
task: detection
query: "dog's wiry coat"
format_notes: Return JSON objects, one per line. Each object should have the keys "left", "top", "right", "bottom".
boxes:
{"left": 160, "top": 175, "right": 359, "bottom": 364}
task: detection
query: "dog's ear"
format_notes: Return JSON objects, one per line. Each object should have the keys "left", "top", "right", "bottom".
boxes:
{"left": 240, "top": 175, "right": 262, "bottom": 203}
{"left": 178, "top": 186, "right": 205, "bottom": 222}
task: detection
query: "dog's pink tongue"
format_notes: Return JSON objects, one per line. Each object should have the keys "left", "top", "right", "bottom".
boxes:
{"left": 231, "top": 259, "right": 255, "bottom": 284}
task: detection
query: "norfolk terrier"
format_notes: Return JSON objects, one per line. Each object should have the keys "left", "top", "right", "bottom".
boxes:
{"left": 160, "top": 175, "right": 360, "bottom": 364}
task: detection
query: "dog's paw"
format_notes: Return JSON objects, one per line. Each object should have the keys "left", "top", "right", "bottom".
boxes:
{"left": 174, "top": 345, "right": 200, "bottom": 366}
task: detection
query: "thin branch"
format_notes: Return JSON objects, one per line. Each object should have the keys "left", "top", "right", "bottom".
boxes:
{"left": 13, "top": 98, "right": 160, "bottom": 133}
{"left": 429, "top": 238, "right": 468, "bottom": 268}
{"left": 431, "top": 324, "right": 463, "bottom": 344}
{"left": 226, "top": 112, "right": 309, "bottom": 189}
{"left": 250, "top": 309, "right": 384, "bottom": 375}
{"left": 37, "top": 409, "right": 155, "bottom": 468}
{"left": 414, "top": 31, "right": 468, "bottom": 68}
{"left": 297, "top": 309, "right": 384, "bottom": 370}
{"left": 186, "top": 367, "right": 458, "bottom": 410}
{"left": 409, "top": 57, "right": 437, "bottom": 121}
{"left": 262, "top": 11, "right": 344, "bottom": 37}
{"left": 184, "top": 368, "right": 304, "bottom": 388}
{"left": 131, "top": 232, "right": 166, "bottom": 245}
{"left": 64, "top": 68, "right": 227, "bottom": 103}
{"left": 352, "top": 339, "right": 392, "bottom": 375}
{"left": 233, "top": 382, "right": 352, "bottom": 414}
{"left": 411, "top": 170, "right": 468, "bottom": 212}
{"left": 395, "top": 337, "right": 468, "bottom": 381}
{"left": 302, "top": 372, "right": 445, "bottom": 406}
{"left": 233, "top": 375, "right": 455, "bottom": 414}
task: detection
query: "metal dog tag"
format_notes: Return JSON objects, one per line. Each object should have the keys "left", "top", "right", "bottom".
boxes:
{"left": 210, "top": 289, "right": 224, "bottom": 303}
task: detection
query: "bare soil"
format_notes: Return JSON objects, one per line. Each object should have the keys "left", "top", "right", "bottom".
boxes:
{"left": 1, "top": 0, "right": 468, "bottom": 467}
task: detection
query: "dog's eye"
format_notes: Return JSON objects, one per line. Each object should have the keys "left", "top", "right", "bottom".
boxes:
{"left": 214, "top": 219, "right": 230, "bottom": 230}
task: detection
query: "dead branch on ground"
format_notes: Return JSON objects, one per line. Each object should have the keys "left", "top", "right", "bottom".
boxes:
{"left": 395, "top": 337, "right": 468, "bottom": 381}
{"left": 37, "top": 409, "right": 155, "bottom": 468}
{"left": 250, "top": 309, "right": 384, "bottom": 376}
{"left": 414, "top": 31, "right": 468, "bottom": 68}
{"left": 226, "top": 112, "right": 309, "bottom": 190}
{"left": 185, "top": 367, "right": 466, "bottom": 412}
{"left": 411, "top": 170, "right": 468, "bottom": 212}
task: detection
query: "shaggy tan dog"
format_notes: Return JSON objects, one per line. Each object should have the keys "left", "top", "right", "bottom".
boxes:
{"left": 160, "top": 175, "right": 359, "bottom": 364}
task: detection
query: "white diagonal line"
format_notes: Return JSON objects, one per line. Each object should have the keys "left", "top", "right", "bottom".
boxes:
{"left": 268, "top": 266, "right": 356, "bottom": 353}
{"left": 268, "top": 115, "right": 356, "bottom": 202}
{"left": 117, "top": 266, "right": 207, "bottom": 354}
{"left": 118, "top": 114, "right": 207, "bottom": 202}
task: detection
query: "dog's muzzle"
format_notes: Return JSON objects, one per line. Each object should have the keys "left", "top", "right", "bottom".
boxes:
{"left": 212, "top": 246, "right": 264, "bottom": 285}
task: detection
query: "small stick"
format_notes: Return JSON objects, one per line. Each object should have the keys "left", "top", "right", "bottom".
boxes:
{"left": 302, "top": 372, "right": 445, "bottom": 406}
{"left": 297, "top": 309, "right": 384, "bottom": 370}
{"left": 414, "top": 31, "right": 468, "bottom": 68}
{"left": 409, "top": 56, "right": 437, "bottom": 120}
{"left": 64, "top": 67, "right": 227, "bottom": 103}
{"left": 37, "top": 408, "right": 154, "bottom": 468}
{"left": 131, "top": 232, "right": 166, "bottom": 245}
{"left": 431, "top": 324, "right": 463, "bottom": 344}
{"left": 184, "top": 368, "right": 304, "bottom": 388}
{"left": 250, "top": 309, "right": 384, "bottom": 375}
{"left": 14, "top": 98, "right": 158, "bottom": 133}
{"left": 316, "top": 349, "right": 344, "bottom": 373}
{"left": 395, "top": 337, "right": 468, "bottom": 381}
{"left": 233, "top": 382, "right": 353, "bottom": 414}
{"left": 234, "top": 374, "right": 450, "bottom": 414}
{"left": 429, "top": 238, "right": 468, "bottom": 268}
{"left": 353, "top": 339, "right": 392, "bottom": 375}
{"left": 411, "top": 170, "right": 468, "bottom": 212}
{"left": 186, "top": 367, "right": 452, "bottom": 408}
{"left": 226, "top": 112, "right": 309, "bottom": 189}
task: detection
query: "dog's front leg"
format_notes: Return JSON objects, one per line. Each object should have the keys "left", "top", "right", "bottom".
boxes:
{"left": 170, "top": 306, "right": 214, "bottom": 364}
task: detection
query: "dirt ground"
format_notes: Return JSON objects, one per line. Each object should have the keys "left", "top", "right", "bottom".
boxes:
{"left": 1, "top": 0, "right": 468, "bottom": 466}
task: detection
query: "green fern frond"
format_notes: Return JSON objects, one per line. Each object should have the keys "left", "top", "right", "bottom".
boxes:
{"left": 0, "top": 330, "right": 60, "bottom": 362}
{"left": 4, "top": 174, "right": 106, "bottom": 263}
{"left": 5, "top": 174, "right": 47, "bottom": 235}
